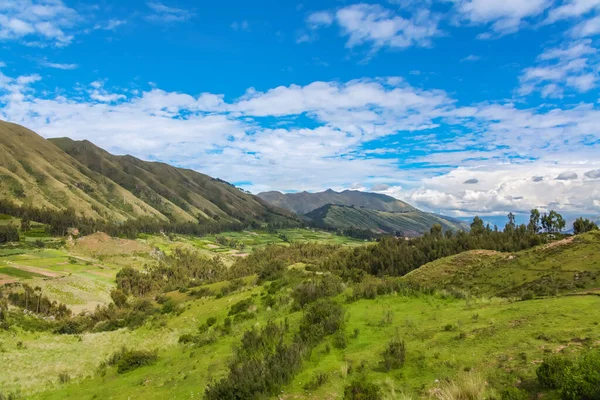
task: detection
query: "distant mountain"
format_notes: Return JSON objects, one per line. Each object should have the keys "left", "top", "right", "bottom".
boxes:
{"left": 305, "top": 204, "right": 468, "bottom": 237}
{"left": 0, "top": 120, "right": 296, "bottom": 225}
{"left": 258, "top": 189, "right": 415, "bottom": 215}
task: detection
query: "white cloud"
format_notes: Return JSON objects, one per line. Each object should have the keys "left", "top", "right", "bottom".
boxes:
{"left": 306, "top": 3, "right": 441, "bottom": 52}
{"left": 146, "top": 2, "right": 193, "bottom": 23}
{"left": 452, "top": 0, "right": 552, "bottom": 36}
{"left": 571, "top": 15, "right": 600, "bottom": 36}
{"left": 40, "top": 59, "right": 78, "bottom": 70}
{"left": 461, "top": 54, "right": 480, "bottom": 62}
{"left": 518, "top": 39, "right": 599, "bottom": 97}
{"left": 0, "top": 71, "right": 599, "bottom": 215}
{"left": 231, "top": 20, "right": 249, "bottom": 31}
{"left": 0, "top": 0, "right": 79, "bottom": 46}
{"left": 94, "top": 19, "right": 126, "bottom": 31}
{"left": 547, "top": 0, "right": 600, "bottom": 23}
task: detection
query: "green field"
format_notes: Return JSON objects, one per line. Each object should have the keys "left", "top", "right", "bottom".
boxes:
{"left": 1, "top": 229, "right": 600, "bottom": 399}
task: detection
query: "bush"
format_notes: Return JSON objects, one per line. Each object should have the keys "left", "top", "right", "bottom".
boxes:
{"left": 343, "top": 379, "right": 382, "bottom": 400}
{"left": 501, "top": 387, "right": 528, "bottom": 400}
{"left": 228, "top": 298, "right": 254, "bottom": 316}
{"left": 333, "top": 330, "right": 348, "bottom": 349}
{"left": 58, "top": 372, "right": 70, "bottom": 384}
{"left": 206, "top": 316, "right": 217, "bottom": 327}
{"left": 379, "top": 337, "right": 406, "bottom": 371}
{"left": 303, "top": 372, "right": 329, "bottom": 391}
{"left": 536, "top": 355, "right": 573, "bottom": 389}
{"left": 115, "top": 349, "right": 158, "bottom": 374}
{"left": 299, "top": 299, "right": 345, "bottom": 344}
{"left": 561, "top": 350, "right": 600, "bottom": 400}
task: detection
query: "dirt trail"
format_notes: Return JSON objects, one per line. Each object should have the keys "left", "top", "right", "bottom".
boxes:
{"left": 8, "top": 263, "right": 62, "bottom": 278}
{"left": 542, "top": 235, "right": 575, "bottom": 250}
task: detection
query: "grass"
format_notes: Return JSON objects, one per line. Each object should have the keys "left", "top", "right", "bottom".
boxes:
{"left": 0, "top": 266, "right": 45, "bottom": 279}
{"left": 2, "top": 230, "right": 600, "bottom": 399}
{"left": 404, "top": 230, "right": 600, "bottom": 297}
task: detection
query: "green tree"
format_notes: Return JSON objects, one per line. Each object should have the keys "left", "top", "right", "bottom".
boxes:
{"left": 573, "top": 217, "right": 598, "bottom": 234}
{"left": 528, "top": 209, "right": 541, "bottom": 233}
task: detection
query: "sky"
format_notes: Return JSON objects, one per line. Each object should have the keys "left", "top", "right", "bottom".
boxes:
{"left": 0, "top": 0, "right": 599, "bottom": 218}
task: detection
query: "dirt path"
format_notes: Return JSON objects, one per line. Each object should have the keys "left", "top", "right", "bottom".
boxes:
{"left": 0, "top": 273, "right": 16, "bottom": 285}
{"left": 7, "top": 263, "right": 62, "bottom": 278}
{"left": 542, "top": 236, "right": 575, "bottom": 250}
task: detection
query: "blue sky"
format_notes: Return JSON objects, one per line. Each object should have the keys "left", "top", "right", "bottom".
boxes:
{"left": 0, "top": 0, "right": 599, "bottom": 217}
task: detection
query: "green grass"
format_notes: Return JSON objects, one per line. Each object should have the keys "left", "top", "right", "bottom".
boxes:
{"left": 0, "top": 266, "right": 45, "bottom": 279}
{"left": 405, "top": 230, "right": 600, "bottom": 297}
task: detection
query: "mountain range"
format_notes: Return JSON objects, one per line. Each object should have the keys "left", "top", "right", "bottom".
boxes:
{"left": 1, "top": 120, "right": 467, "bottom": 235}
{"left": 259, "top": 189, "right": 468, "bottom": 235}
{"left": 0, "top": 120, "right": 295, "bottom": 225}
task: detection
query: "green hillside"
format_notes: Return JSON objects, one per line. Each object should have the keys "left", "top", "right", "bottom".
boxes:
{"left": 0, "top": 120, "right": 166, "bottom": 222}
{"left": 0, "top": 120, "right": 296, "bottom": 226}
{"left": 49, "top": 137, "right": 295, "bottom": 224}
{"left": 2, "top": 229, "right": 600, "bottom": 400}
{"left": 258, "top": 189, "right": 416, "bottom": 215}
{"left": 404, "top": 230, "right": 600, "bottom": 297}
{"left": 306, "top": 204, "right": 468, "bottom": 236}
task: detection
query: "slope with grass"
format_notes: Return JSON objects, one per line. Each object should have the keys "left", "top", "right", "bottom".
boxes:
{"left": 258, "top": 188, "right": 416, "bottom": 215}
{"left": 306, "top": 204, "right": 468, "bottom": 236}
{"left": 0, "top": 120, "right": 164, "bottom": 222}
{"left": 404, "top": 230, "right": 600, "bottom": 297}
{"left": 51, "top": 137, "right": 295, "bottom": 224}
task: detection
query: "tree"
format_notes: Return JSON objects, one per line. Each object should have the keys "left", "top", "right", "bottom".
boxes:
{"left": 573, "top": 217, "right": 598, "bottom": 234}
{"left": 470, "top": 216, "right": 485, "bottom": 236}
{"left": 528, "top": 209, "right": 541, "bottom": 233}
{"left": 505, "top": 212, "right": 516, "bottom": 233}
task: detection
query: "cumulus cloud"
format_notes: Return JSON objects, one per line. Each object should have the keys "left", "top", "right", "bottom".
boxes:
{"left": 518, "top": 39, "right": 599, "bottom": 97}
{"left": 0, "top": 70, "right": 599, "bottom": 216}
{"left": 585, "top": 169, "right": 600, "bottom": 179}
{"left": 305, "top": 3, "right": 441, "bottom": 53}
{"left": 452, "top": 0, "right": 552, "bottom": 36}
{"left": 0, "top": 0, "right": 80, "bottom": 46}
{"left": 556, "top": 171, "right": 578, "bottom": 180}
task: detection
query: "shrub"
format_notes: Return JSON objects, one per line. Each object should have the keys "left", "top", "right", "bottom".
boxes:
{"left": 432, "top": 373, "right": 488, "bottom": 400}
{"left": 333, "top": 330, "right": 348, "bottom": 349}
{"left": 206, "top": 316, "right": 217, "bottom": 327}
{"left": 501, "top": 387, "right": 528, "bottom": 400}
{"left": 299, "top": 299, "right": 345, "bottom": 344}
{"left": 536, "top": 355, "right": 573, "bottom": 389}
{"left": 58, "top": 372, "right": 70, "bottom": 384}
{"left": 344, "top": 378, "right": 382, "bottom": 400}
{"left": 291, "top": 275, "right": 344, "bottom": 309}
{"left": 303, "top": 372, "right": 329, "bottom": 391}
{"left": 228, "top": 298, "right": 254, "bottom": 316}
{"left": 115, "top": 349, "right": 158, "bottom": 374}
{"left": 561, "top": 350, "right": 600, "bottom": 400}
{"left": 379, "top": 337, "right": 406, "bottom": 371}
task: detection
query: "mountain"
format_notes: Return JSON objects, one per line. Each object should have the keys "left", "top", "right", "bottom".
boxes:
{"left": 0, "top": 120, "right": 296, "bottom": 225}
{"left": 306, "top": 204, "right": 468, "bottom": 236}
{"left": 258, "top": 189, "right": 416, "bottom": 215}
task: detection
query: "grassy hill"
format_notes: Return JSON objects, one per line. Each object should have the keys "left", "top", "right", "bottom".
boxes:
{"left": 0, "top": 120, "right": 296, "bottom": 225}
{"left": 306, "top": 204, "right": 468, "bottom": 236}
{"left": 2, "top": 230, "right": 600, "bottom": 399}
{"left": 258, "top": 189, "right": 416, "bottom": 215}
{"left": 0, "top": 120, "right": 165, "bottom": 222}
{"left": 404, "top": 230, "right": 600, "bottom": 297}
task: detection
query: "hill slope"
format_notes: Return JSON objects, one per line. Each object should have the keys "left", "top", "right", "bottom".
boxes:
{"left": 258, "top": 189, "right": 416, "bottom": 215}
{"left": 0, "top": 120, "right": 165, "bottom": 222}
{"left": 404, "top": 230, "right": 600, "bottom": 297}
{"left": 0, "top": 120, "right": 296, "bottom": 225}
{"left": 50, "top": 137, "right": 294, "bottom": 224}
{"left": 306, "top": 204, "right": 468, "bottom": 236}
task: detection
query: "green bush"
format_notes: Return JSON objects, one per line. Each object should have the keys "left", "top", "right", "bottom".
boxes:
{"left": 206, "top": 316, "right": 217, "bottom": 327}
{"left": 561, "top": 350, "right": 600, "bottom": 400}
{"left": 116, "top": 349, "right": 158, "bottom": 374}
{"left": 501, "top": 387, "right": 528, "bottom": 400}
{"left": 536, "top": 355, "right": 573, "bottom": 389}
{"left": 228, "top": 298, "right": 254, "bottom": 316}
{"left": 343, "top": 379, "right": 382, "bottom": 400}
{"left": 379, "top": 337, "right": 406, "bottom": 371}
{"left": 303, "top": 372, "right": 329, "bottom": 391}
